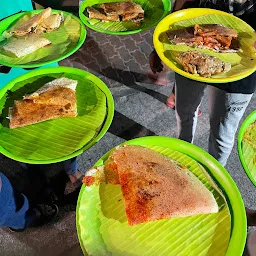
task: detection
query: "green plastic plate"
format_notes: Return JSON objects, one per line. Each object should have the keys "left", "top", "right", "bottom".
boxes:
{"left": 238, "top": 110, "right": 256, "bottom": 186}
{"left": 76, "top": 136, "right": 246, "bottom": 256}
{"left": 0, "top": 10, "right": 86, "bottom": 68}
{"left": 0, "top": 67, "right": 114, "bottom": 164}
{"left": 79, "top": 0, "right": 171, "bottom": 35}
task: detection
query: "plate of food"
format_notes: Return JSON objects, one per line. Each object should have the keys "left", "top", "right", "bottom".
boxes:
{"left": 154, "top": 8, "right": 256, "bottom": 83}
{"left": 238, "top": 110, "right": 256, "bottom": 186}
{"left": 79, "top": 0, "right": 171, "bottom": 35}
{"left": 0, "top": 66, "right": 114, "bottom": 164}
{"left": 76, "top": 136, "right": 246, "bottom": 256}
{"left": 0, "top": 8, "right": 86, "bottom": 68}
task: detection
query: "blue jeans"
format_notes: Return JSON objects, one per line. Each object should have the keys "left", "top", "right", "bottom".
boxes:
{"left": 175, "top": 74, "right": 253, "bottom": 166}
{"left": 20, "top": 157, "right": 78, "bottom": 176}
{"left": 0, "top": 173, "right": 36, "bottom": 229}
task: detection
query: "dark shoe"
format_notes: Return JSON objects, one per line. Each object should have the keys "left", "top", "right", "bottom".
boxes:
{"left": 33, "top": 203, "right": 59, "bottom": 227}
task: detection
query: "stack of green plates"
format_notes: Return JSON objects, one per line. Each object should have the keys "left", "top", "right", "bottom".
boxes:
{"left": 0, "top": 67, "right": 114, "bottom": 164}
{"left": 76, "top": 136, "right": 246, "bottom": 256}
{"left": 79, "top": 0, "right": 171, "bottom": 35}
{"left": 238, "top": 110, "right": 256, "bottom": 186}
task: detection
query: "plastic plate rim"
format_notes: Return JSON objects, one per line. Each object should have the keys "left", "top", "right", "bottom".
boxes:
{"left": 0, "top": 66, "right": 114, "bottom": 164}
{"left": 79, "top": 0, "right": 171, "bottom": 35}
{"left": 153, "top": 8, "right": 256, "bottom": 84}
{"left": 238, "top": 110, "right": 256, "bottom": 186}
{"left": 0, "top": 9, "right": 87, "bottom": 68}
{"left": 76, "top": 136, "right": 246, "bottom": 256}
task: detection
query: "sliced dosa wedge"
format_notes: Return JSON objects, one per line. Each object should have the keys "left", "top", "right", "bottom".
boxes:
{"left": 2, "top": 34, "right": 51, "bottom": 58}
{"left": 24, "top": 78, "right": 77, "bottom": 105}
{"left": 9, "top": 78, "right": 77, "bottom": 129}
{"left": 84, "top": 145, "right": 218, "bottom": 225}
{"left": 87, "top": 7, "right": 119, "bottom": 22}
{"left": 36, "top": 13, "right": 64, "bottom": 33}
{"left": 99, "top": 2, "right": 144, "bottom": 16}
{"left": 10, "top": 7, "right": 52, "bottom": 36}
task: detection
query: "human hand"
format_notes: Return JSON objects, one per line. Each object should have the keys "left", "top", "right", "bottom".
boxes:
{"left": 149, "top": 50, "right": 164, "bottom": 74}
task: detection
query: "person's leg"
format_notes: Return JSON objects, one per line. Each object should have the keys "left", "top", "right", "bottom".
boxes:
{"left": 0, "top": 173, "right": 58, "bottom": 230}
{"left": 175, "top": 73, "right": 206, "bottom": 142}
{"left": 208, "top": 87, "right": 253, "bottom": 166}
{"left": 63, "top": 157, "right": 83, "bottom": 195}
{"left": 0, "top": 173, "right": 36, "bottom": 229}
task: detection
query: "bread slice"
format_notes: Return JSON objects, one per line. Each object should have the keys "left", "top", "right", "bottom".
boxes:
{"left": 84, "top": 145, "right": 218, "bottom": 226}
{"left": 9, "top": 78, "right": 77, "bottom": 129}
{"left": 3, "top": 34, "right": 51, "bottom": 58}
{"left": 11, "top": 7, "right": 52, "bottom": 36}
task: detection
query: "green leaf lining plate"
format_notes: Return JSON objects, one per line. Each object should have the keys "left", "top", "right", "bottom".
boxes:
{"left": 153, "top": 8, "right": 256, "bottom": 83}
{"left": 76, "top": 136, "right": 247, "bottom": 256}
{"left": 0, "top": 67, "right": 114, "bottom": 164}
{"left": 0, "top": 9, "right": 86, "bottom": 68}
{"left": 79, "top": 0, "right": 171, "bottom": 35}
{"left": 238, "top": 110, "right": 256, "bottom": 186}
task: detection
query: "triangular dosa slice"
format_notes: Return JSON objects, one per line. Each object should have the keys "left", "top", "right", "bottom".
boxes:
{"left": 87, "top": 7, "right": 120, "bottom": 22}
{"left": 100, "top": 145, "right": 218, "bottom": 226}
{"left": 2, "top": 34, "right": 51, "bottom": 58}
{"left": 11, "top": 7, "right": 52, "bottom": 36}
{"left": 24, "top": 78, "right": 77, "bottom": 105}
{"left": 36, "top": 13, "right": 64, "bottom": 33}
{"left": 9, "top": 78, "right": 77, "bottom": 129}
{"left": 99, "top": 2, "right": 144, "bottom": 16}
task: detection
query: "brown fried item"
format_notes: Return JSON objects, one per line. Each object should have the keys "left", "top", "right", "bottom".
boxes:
{"left": 83, "top": 145, "right": 218, "bottom": 225}
{"left": 106, "top": 146, "right": 218, "bottom": 226}
{"left": 194, "top": 24, "right": 237, "bottom": 38}
{"left": 9, "top": 99, "right": 77, "bottom": 129}
{"left": 99, "top": 2, "right": 144, "bottom": 15}
{"left": 9, "top": 78, "right": 77, "bottom": 129}
{"left": 87, "top": 7, "right": 120, "bottom": 21}
{"left": 166, "top": 24, "right": 239, "bottom": 52}
{"left": 11, "top": 8, "right": 52, "bottom": 36}
{"left": 177, "top": 51, "right": 231, "bottom": 77}
{"left": 87, "top": 2, "right": 144, "bottom": 23}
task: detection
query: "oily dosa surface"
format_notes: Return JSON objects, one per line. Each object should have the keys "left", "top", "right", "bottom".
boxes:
{"left": 9, "top": 97, "right": 77, "bottom": 129}
{"left": 106, "top": 145, "right": 218, "bottom": 225}
{"left": 9, "top": 78, "right": 77, "bottom": 128}
{"left": 11, "top": 7, "right": 52, "bottom": 36}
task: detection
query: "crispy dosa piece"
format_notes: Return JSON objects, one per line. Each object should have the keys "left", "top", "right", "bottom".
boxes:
{"left": 9, "top": 100, "right": 77, "bottom": 129}
{"left": 83, "top": 145, "right": 218, "bottom": 225}
{"left": 177, "top": 51, "right": 231, "bottom": 77}
{"left": 2, "top": 34, "right": 51, "bottom": 58}
{"left": 87, "top": 7, "right": 119, "bottom": 21}
{"left": 99, "top": 2, "right": 144, "bottom": 15}
{"left": 11, "top": 7, "right": 52, "bottom": 36}
{"left": 36, "top": 13, "right": 64, "bottom": 33}
{"left": 9, "top": 78, "right": 77, "bottom": 129}
{"left": 194, "top": 24, "right": 238, "bottom": 38}
{"left": 24, "top": 78, "right": 77, "bottom": 104}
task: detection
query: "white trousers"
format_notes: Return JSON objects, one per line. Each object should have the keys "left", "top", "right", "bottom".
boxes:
{"left": 175, "top": 74, "right": 253, "bottom": 166}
